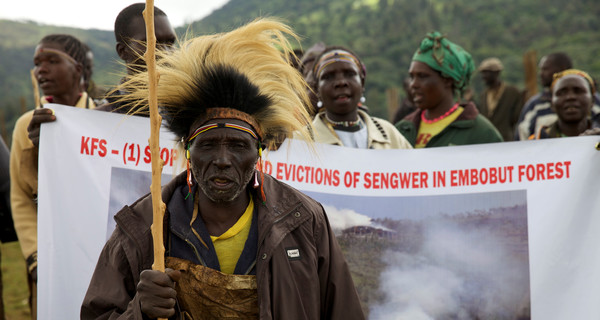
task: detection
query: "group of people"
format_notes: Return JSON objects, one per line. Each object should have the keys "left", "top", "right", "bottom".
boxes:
{"left": 477, "top": 53, "right": 600, "bottom": 142}
{"left": 2, "top": 2, "right": 598, "bottom": 320}
{"left": 298, "top": 34, "right": 599, "bottom": 151}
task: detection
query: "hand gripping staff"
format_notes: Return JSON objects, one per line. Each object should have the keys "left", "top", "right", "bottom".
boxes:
{"left": 143, "top": 2, "right": 168, "bottom": 320}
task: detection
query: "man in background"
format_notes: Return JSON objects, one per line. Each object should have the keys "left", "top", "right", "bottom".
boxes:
{"left": 477, "top": 57, "right": 523, "bottom": 141}
{"left": 96, "top": 3, "right": 176, "bottom": 113}
{"left": 516, "top": 52, "right": 600, "bottom": 140}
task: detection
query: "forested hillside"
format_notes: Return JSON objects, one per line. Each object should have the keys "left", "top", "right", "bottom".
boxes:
{"left": 189, "top": 0, "right": 600, "bottom": 118}
{"left": 1, "top": 0, "right": 599, "bottom": 143}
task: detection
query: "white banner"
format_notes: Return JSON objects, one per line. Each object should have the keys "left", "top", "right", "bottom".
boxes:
{"left": 38, "top": 104, "right": 600, "bottom": 319}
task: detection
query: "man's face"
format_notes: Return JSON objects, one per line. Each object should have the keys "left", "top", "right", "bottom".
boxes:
{"left": 33, "top": 42, "right": 82, "bottom": 97}
{"left": 117, "top": 15, "right": 176, "bottom": 74}
{"left": 552, "top": 75, "right": 592, "bottom": 124}
{"left": 480, "top": 70, "right": 500, "bottom": 87}
{"left": 408, "top": 61, "right": 451, "bottom": 111}
{"left": 539, "top": 57, "right": 562, "bottom": 88}
{"left": 189, "top": 119, "right": 259, "bottom": 203}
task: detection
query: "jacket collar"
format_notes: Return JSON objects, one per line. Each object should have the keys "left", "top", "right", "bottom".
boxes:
{"left": 359, "top": 110, "right": 390, "bottom": 145}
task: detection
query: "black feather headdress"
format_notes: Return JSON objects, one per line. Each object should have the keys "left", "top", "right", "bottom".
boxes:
{"left": 118, "top": 18, "right": 314, "bottom": 149}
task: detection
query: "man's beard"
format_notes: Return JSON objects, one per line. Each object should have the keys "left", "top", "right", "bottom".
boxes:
{"left": 195, "top": 162, "right": 257, "bottom": 203}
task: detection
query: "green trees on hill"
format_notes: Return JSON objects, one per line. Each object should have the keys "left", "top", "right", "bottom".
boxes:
{"left": 190, "top": 0, "right": 600, "bottom": 118}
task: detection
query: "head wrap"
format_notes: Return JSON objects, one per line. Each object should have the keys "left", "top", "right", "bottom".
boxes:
{"left": 551, "top": 69, "right": 596, "bottom": 94}
{"left": 478, "top": 57, "right": 503, "bottom": 72}
{"left": 116, "top": 19, "right": 314, "bottom": 150}
{"left": 412, "top": 31, "right": 475, "bottom": 97}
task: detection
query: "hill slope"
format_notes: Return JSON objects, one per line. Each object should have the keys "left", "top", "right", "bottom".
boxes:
{"left": 188, "top": 0, "right": 600, "bottom": 117}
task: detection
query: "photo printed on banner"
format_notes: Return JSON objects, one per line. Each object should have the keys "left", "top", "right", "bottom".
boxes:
{"left": 303, "top": 190, "right": 530, "bottom": 320}
{"left": 106, "top": 167, "right": 174, "bottom": 239}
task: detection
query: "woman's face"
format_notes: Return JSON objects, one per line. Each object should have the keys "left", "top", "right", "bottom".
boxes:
{"left": 316, "top": 52, "right": 364, "bottom": 118}
{"left": 33, "top": 42, "right": 81, "bottom": 97}
{"left": 408, "top": 61, "right": 452, "bottom": 111}
{"left": 552, "top": 75, "right": 593, "bottom": 124}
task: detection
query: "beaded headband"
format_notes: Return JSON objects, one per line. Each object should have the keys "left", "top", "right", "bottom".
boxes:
{"left": 186, "top": 107, "right": 263, "bottom": 140}
{"left": 313, "top": 50, "right": 365, "bottom": 80}
{"left": 188, "top": 122, "right": 258, "bottom": 142}
{"left": 184, "top": 108, "right": 262, "bottom": 160}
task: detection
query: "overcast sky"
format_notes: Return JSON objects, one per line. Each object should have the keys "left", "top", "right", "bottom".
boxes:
{"left": 1, "top": 0, "right": 230, "bottom": 30}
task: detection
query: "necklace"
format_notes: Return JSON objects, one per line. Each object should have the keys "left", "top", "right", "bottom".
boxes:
{"left": 421, "top": 103, "right": 459, "bottom": 124}
{"left": 325, "top": 113, "right": 361, "bottom": 127}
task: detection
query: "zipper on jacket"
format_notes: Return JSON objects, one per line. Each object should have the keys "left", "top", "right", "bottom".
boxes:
{"left": 171, "top": 228, "right": 208, "bottom": 267}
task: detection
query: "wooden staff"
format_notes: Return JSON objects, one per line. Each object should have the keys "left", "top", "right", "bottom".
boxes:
{"left": 523, "top": 50, "right": 538, "bottom": 102}
{"left": 143, "top": 0, "right": 167, "bottom": 300}
{"left": 30, "top": 69, "right": 40, "bottom": 108}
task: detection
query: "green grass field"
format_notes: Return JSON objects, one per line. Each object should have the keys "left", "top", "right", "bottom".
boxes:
{"left": 1, "top": 242, "right": 31, "bottom": 320}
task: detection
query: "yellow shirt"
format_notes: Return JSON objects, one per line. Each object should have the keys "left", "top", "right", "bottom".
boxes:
{"left": 415, "top": 106, "right": 464, "bottom": 148}
{"left": 210, "top": 197, "right": 254, "bottom": 274}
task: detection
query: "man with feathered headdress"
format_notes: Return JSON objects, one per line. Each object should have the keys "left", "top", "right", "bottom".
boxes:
{"left": 81, "top": 19, "right": 364, "bottom": 320}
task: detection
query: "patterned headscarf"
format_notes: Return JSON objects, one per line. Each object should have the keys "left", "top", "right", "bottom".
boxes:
{"left": 551, "top": 69, "right": 596, "bottom": 94}
{"left": 412, "top": 31, "right": 475, "bottom": 97}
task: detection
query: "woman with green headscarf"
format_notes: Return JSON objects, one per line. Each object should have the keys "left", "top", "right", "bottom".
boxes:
{"left": 395, "top": 32, "right": 502, "bottom": 148}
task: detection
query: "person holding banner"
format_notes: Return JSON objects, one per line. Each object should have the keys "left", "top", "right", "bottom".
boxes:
{"left": 310, "top": 46, "right": 412, "bottom": 149}
{"left": 531, "top": 69, "right": 599, "bottom": 139}
{"left": 395, "top": 31, "right": 503, "bottom": 148}
{"left": 82, "top": 19, "right": 364, "bottom": 320}
{"left": 10, "top": 34, "right": 95, "bottom": 319}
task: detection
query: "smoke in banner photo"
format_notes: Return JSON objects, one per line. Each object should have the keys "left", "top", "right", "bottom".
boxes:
{"left": 306, "top": 190, "right": 530, "bottom": 319}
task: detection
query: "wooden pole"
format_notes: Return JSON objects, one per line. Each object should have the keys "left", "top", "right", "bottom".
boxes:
{"left": 386, "top": 87, "right": 400, "bottom": 122}
{"left": 143, "top": 3, "right": 167, "bottom": 316}
{"left": 523, "top": 50, "right": 538, "bottom": 102}
{"left": 30, "top": 69, "right": 40, "bottom": 109}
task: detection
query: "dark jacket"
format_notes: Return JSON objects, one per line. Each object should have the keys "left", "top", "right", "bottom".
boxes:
{"left": 477, "top": 83, "right": 523, "bottom": 141}
{"left": 0, "top": 137, "right": 16, "bottom": 243}
{"left": 532, "top": 119, "right": 593, "bottom": 140}
{"left": 395, "top": 102, "right": 503, "bottom": 148}
{"left": 81, "top": 172, "right": 364, "bottom": 320}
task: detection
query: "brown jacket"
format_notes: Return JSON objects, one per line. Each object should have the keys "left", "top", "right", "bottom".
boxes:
{"left": 477, "top": 83, "right": 523, "bottom": 141}
{"left": 81, "top": 172, "right": 364, "bottom": 320}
